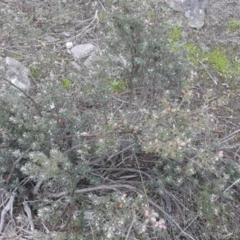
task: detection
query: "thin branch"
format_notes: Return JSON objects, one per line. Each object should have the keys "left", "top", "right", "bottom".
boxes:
{"left": 32, "top": 179, "right": 44, "bottom": 195}
{"left": 51, "top": 203, "right": 70, "bottom": 232}
{"left": 224, "top": 178, "right": 240, "bottom": 193}
{"left": 221, "top": 128, "right": 240, "bottom": 144}
{"left": 23, "top": 200, "right": 35, "bottom": 231}
{"left": 198, "top": 60, "right": 218, "bottom": 85}
{"left": 108, "top": 143, "right": 136, "bottom": 161}
{"left": 56, "top": 129, "right": 135, "bottom": 142}
{"left": 147, "top": 198, "right": 196, "bottom": 240}
{"left": 89, "top": 220, "right": 96, "bottom": 240}
{"left": 176, "top": 214, "right": 199, "bottom": 239}
{"left": 111, "top": 95, "right": 129, "bottom": 104}
{"left": 97, "top": 0, "right": 106, "bottom": 11}
{"left": 133, "top": 153, "right": 148, "bottom": 201}
{"left": 126, "top": 215, "right": 135, "bottom": 240}
{"left": 0, "top": 194, "right": 15, "bottom": 233}
{"left": 75, "top": 10, "right": 99, "bottom": 38}
{"left": 52, "top": 184, "right": 76, "bottom": 232}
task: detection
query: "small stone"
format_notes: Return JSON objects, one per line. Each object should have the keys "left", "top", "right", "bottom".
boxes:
{"left": 66, "top": 41, "right": 73, "bottom": 49}
{"left": 71, "top": 44, "right": 95, "bottom": 59}
{"left": 44, "top": 36, "right": 59, "bottom": 43}
{"left": 188, "top": 8, "right": 205, "bottom": 29}
{"left": 165, "top": 0, "right": 210, "bottom": 29}
{"left": 5, "top": 57, "right": 30, "bottom": 91}
{"left": 84, "top": 52, "right": 97, "bottom": 68}
{"left": 70, "top": 61, "right": 81, "bottom": 72}
{"left": 84, "top": 211, "right": 94, "bottom": 220}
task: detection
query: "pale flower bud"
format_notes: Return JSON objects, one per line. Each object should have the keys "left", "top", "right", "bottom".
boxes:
{"left": 150, "top": 217, "right": 156, "bottom": 223}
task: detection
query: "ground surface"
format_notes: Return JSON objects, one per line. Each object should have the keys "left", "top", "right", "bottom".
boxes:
{"left": 1, "top": 0, "right": 240, "bottom": 239}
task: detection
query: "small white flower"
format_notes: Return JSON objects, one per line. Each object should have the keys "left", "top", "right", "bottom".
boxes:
{"left": 144, "top": 210, "right": 149, "bottom": 217}
{"left": 49, "top": 103, "right": 55, "bottom": 110}
{"left": 118, "top": 220, "right": 124, "bottom": 226}
{"left": 150, "top": 217, "right": 157, "bottom": 223}
{"left": 107, "top": 232, "right": 112, "bottom": 238}
{"left": 140, "top": 224, "right": 146, "bottom": 233}
{"left": 80, "top": 132, "right": 89, "bottom": 136}
{"left": 120, "top": 194, "right": 127, "bottom": 202}
{"left": 217, "top": 151, "right": 224, "bottom": 158}
{"left": 66, "top": 42, "right": 73, "bottom": 49}
{"left": 155, "top": 219, "right": 167, "bottom": 229}
{"left": 12, "top": 149, "right": 20, "bottom": 158}
{"left": 151, "top": 210, "right": 159, "bottom": 218}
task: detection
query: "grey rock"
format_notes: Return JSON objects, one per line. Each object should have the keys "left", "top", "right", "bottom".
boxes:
{"left": 187, "top": 6, "right": 205, "bottom": 28}
{"left": 44, "top": 36, "right": 59, "bottom": 43}
{"left": 5, "top": 57, "right": 31, "bottom": 91}
{"left": 71, "top": 44, "right": 95, "bottom": 59}
{"left": 84, "top": 51, "right": 97, "bottom": 68}
{"left": 70, "top": 61, "right": 82, "bottom": 72}
{"left": 165, "top": 0, "right": 210, "bottom": 28}
{"left": 166, "top": 0, "right": 185, "bottom": 11}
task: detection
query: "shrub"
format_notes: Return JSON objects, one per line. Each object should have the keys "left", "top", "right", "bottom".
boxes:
{"left": 1, "top": 0, "right": 240, "bottom": 239}
{"left": 96, "top": 0, "right": 189, "bottom": 99}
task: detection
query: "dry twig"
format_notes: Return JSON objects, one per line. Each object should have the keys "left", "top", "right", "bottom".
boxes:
{"left": 23, "top": 200, "right": 34, "bottom": 231}
{"left": 0, "top": 194, "right": 15, "bottom": 233}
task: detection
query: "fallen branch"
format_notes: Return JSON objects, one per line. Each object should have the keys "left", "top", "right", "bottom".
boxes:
{"left": 0, "top": 194, "right": 15, "bottom": 233}
{"left": 23, "top": 200, "right": 34, "bottom": 231}
{"left": 32, "top": 179, "right": 44, "bottom": 195}
{"left": 58, "top": 129, "right": 136, "bottom": 140}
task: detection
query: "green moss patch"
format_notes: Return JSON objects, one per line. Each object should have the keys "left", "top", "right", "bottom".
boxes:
{"left": 169, "top": 26, "right": 182, "bottom": 42}
{"left": 184, "top": 43, "right": 203, "bottom": 65}
{"left": 109, "top": 79, "right": 127, "bottom": 93}
{"left": 184, "top": 43, "right": 240, "bottom": 77}
{"left": 61, "top": 78, "right": 72, "bottom": 89}
{"left": 226, "top": 18, "right": 240, "bottom": 31}
{"left": 207, "top": 47, "right": 233, "bottom": 75}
